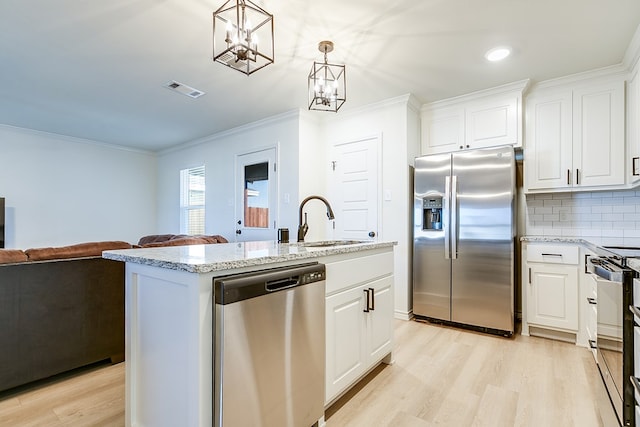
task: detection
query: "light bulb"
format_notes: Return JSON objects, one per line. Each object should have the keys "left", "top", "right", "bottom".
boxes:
{"left": 485, "top": 46, "right": 511, "bottom": 62}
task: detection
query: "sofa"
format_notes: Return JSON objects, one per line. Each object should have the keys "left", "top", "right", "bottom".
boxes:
{"left": 0, "top": 235, "right": 228, "bottom": 393}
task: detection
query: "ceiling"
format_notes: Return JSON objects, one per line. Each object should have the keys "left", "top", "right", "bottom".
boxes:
{"left": 1, "top": 0, "right": 640, "bottom": 152}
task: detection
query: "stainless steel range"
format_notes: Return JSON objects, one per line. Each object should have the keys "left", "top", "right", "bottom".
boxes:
{"left": 587, "top": 246, "right": 637, "bottom": 427}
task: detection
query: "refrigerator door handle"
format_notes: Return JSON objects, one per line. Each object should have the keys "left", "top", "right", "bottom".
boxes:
{"left": 444, "top": 176, "right": 451, "bottom": 259}
{"left": 451, "top": 175, "right": 458, "bottom": 260}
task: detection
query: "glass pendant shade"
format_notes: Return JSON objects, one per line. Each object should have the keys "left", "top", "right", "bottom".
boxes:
{"left": 308, "top": 41, "right": 346, "bottom": 112}
{"left": 213, "top": 0, "right": 274, "bottom": 75}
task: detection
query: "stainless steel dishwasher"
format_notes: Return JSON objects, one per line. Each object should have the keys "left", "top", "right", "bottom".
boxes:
{"left": 213, "top": 262, "right": 326, "bottom": 427}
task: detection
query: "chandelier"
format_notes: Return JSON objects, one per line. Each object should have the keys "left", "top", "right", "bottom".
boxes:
{"left": 308, "top": 41, "right": 346, "bottom": 112}
{"left": 212, "top": 0, "right": 274, "bottom": 75}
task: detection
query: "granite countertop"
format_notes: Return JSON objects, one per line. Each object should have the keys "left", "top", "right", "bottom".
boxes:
{"left": 520, "top": 236, "right": 605, "bottom": 253}
{"left": 519, "top": 236, "right": 587, "bottom": 244}
{"left": 103, "top": 240, "right": 396, "bottom": 274}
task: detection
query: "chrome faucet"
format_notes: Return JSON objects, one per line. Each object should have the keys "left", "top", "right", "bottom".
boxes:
{"left": 297, "top": 195, "right": 335, "bottom": 242}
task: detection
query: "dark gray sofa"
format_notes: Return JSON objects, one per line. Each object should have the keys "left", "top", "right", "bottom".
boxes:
{"left": 0, "top": 242, "right": 129, "bottom": 393}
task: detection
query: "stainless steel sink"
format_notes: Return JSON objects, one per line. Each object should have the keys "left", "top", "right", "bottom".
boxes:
{"left": 299, "top": 240, "right": 368, "bottom": 247}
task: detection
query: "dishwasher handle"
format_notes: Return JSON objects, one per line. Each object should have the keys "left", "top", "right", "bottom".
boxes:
{"left": 266, "top": 277, "right": 300, "bottom": 291}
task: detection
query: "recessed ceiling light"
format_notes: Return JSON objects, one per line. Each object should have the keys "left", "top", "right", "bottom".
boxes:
{"left": 485, "top": 46, "right": 511, "bottom": 62}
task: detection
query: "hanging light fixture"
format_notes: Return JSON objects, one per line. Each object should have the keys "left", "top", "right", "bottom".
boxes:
{"left": 308, "top": 41, "right": 346, "bottom": 112}
{"left": 212, "top": 0, "right": 274, "bottom": 75}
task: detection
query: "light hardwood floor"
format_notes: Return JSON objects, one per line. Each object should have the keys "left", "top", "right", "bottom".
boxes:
{"left": 0, "top": 320, "right": 603, "bottom": 427}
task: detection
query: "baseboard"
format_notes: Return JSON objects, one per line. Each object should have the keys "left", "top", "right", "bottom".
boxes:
{"left": 394, "top": 309, "right": 413, "bottom": 321}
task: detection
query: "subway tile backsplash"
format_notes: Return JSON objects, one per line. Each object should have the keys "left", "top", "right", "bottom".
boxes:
{"left": 524, "top": 190, "right": 640, "bottom": 247}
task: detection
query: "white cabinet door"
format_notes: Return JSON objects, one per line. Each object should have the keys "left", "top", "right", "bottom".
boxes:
{"left": 527, "top": 263, "right": 579, "bottom": 331}
{"left": 525, "top": 91, "right": 573, "bottom": 190}
{"left": 421, "top": 106, "right": 465, "bottom": 154}
{"left": 325, "top": 285, "right": 366, "bottom": 402}
{"left": 465, "top": 95, "right": 519, "bottom": 149}
{"left": 573, "top": 80, "right": 625, "bottom": 187}
{"left": 629, "top": 64, "right": 640, "bottom": 184}
{"left": 365, "top": 276, "right": 393, "bottom": 363}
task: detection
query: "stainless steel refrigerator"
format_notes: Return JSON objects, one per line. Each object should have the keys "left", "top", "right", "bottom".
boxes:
{"left": 413, "top": 145, "right": 515, "bottom": 336}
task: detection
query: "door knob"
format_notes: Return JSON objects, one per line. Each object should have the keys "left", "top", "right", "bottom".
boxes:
{"left": 368, "top": 231, "right": 376, "bottom": 238}
{"left": 236, "top": 229, "right": 242, "bottom": 235}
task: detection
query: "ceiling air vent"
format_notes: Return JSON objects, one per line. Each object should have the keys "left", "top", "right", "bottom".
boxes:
{"left": 163, "top": 80, "right": 205, "bottom": 99}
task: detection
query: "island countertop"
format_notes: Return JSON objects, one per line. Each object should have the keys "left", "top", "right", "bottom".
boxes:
{"left": 102, "top": 240, "right": 396, "bottom": 274}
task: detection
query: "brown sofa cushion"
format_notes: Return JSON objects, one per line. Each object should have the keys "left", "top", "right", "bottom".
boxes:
{"left": 0, "top": 249, "right": 28, "bottom": 264}
{"left": 138, "top": 234, "right": 228, "bottom": 246}
{"left": 137, "top": 234, "right": 179, "bottom": 246}
{"left": 25, "top": 241, "right": 133, "bottom": 261}
{"left": 141, "top": 237, "right": 215, "bottom": 248}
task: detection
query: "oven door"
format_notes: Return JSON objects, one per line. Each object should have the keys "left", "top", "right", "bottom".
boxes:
{"left": 595, "top": 271, "right": 624, "bottom": 425}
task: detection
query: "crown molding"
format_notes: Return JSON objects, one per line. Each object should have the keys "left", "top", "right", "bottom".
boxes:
{"left": 0, "top": 123, "right": 154, "bottom": 155}
{"left": 160, "top": 109, "right": 300, "bottom": 155}
{"left": 421, "top": 79, "right": 530, "bottom": 111}
{"left": 624, "top": 23, "right": 640, "bottom": 71}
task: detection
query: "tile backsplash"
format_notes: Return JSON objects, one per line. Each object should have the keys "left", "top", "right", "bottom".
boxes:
{"left": 524, "top": 190, "right": 640, "bottom": 247}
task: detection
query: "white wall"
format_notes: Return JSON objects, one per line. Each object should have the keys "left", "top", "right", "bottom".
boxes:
{"left": 156, "top": 111, "right": 301, "bottom": 241}
{"left": 0, "top": 125, "right": 157, "bottom": 248}
{"left": 321, "top": 95, "right": 420, "bottom": 319}
{"left": 298, "top": 111, "right": 328, "bottom": 242}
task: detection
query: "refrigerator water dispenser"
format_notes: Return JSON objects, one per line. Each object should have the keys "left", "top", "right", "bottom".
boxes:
{"left": 422, "top": 197, "right": 442, "bottom": 230}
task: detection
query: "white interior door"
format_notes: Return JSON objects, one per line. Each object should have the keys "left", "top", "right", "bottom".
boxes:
{"left": 235, "top": 147, "right": 277, "bottom": 241}
{"left": 329, "top": 136, "right": 380, "bottom": 241}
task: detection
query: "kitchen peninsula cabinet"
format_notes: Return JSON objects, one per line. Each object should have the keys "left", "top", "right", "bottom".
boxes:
{"left": 523, "top": 243, "right": 580, "bottom": 339}
{"left": 103, "top": 240, "right": 395, "bottom": 427}
{"left": 325, "top": 251, "right": 394, "bottom": 404}
{"left": 525, "top": 73, "right": 625, "bottom": 192}
{"left": 420, "top": 80, "right": 528, "bottom": 155}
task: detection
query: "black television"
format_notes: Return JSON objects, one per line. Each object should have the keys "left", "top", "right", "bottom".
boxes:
{"left": 0, "top": 197, "right": 4, "bottom": 248}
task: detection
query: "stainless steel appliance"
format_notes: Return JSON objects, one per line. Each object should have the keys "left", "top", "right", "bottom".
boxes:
{"left": 413, "top": 145, "right": 515, "bottom": 336}
{"left": 213, "top": 263, "right": 326, "bottom": 427}
{"left": 587, "top": 247, "right": 636, "bottom": 426}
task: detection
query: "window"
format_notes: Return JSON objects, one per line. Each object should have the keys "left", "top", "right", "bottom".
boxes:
{"left": 180, "top": 166, "right": 205, "bottom": 235}
{"left": 243, "top": 162, "right": 269, "bottom": 228}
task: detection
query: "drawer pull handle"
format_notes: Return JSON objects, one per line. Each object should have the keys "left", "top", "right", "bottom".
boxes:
{"left": 587, "top": 297, "right": 597, "bottom": 305}
{"left": 541, "top": 253, "right": 563, "bottom": 257}
{"left": 588, "top": 340, "right": 596, "bottom": 350}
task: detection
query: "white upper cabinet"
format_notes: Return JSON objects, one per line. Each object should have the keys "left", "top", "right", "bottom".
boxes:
{"left": 465, "top": 95, "right": 518, "bottom": 148}
{"left": 421, "top": 80, "right": 528, "bottom": 155}
{"left": 525, "top": 73, "right": 626, "bottom": 192}
{"left": 628, "top": 59, "right": 640, "bottom": 184}
{"left": 421, "top": 106, "right": 465, "bottom": 154}
{"left": 524, "top": 91, "right": 573, "bottom": 190}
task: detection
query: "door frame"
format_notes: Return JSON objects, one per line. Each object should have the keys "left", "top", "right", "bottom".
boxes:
{"left": 234, "top": 144, "right": 279, "bottom": 241}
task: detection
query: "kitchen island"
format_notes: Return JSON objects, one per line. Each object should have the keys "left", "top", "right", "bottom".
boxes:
{"left": 103, "top": 240, "right": 395, "bottom": 427}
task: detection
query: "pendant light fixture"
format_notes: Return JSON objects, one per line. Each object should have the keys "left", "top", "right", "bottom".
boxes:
{"left": 308, "top": 41, "right": 346, "bottom": 112}
{"left": 212, "top": 0, "right": 274, "bottom": 75}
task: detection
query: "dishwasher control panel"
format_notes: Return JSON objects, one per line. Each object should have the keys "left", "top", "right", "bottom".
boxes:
{"left": 300, "top": 270, "right": 325, "bottom": 284}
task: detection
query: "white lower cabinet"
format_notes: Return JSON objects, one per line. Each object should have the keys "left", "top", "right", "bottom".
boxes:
{"left": 523, "top": 243, "right": 580, "bottom": 336}
{"left": 527, "top": 263, "right": 579, "bottom": 331}
{"left": 324, "top": 251, "right": 394, "bottom": 405}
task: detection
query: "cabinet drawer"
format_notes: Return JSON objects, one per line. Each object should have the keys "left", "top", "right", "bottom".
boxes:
{"left": 526, "top": 244, "right": 579, "bottom": 265}
{"left": 325, "top": 252, "right": 394, "bottom": 295}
